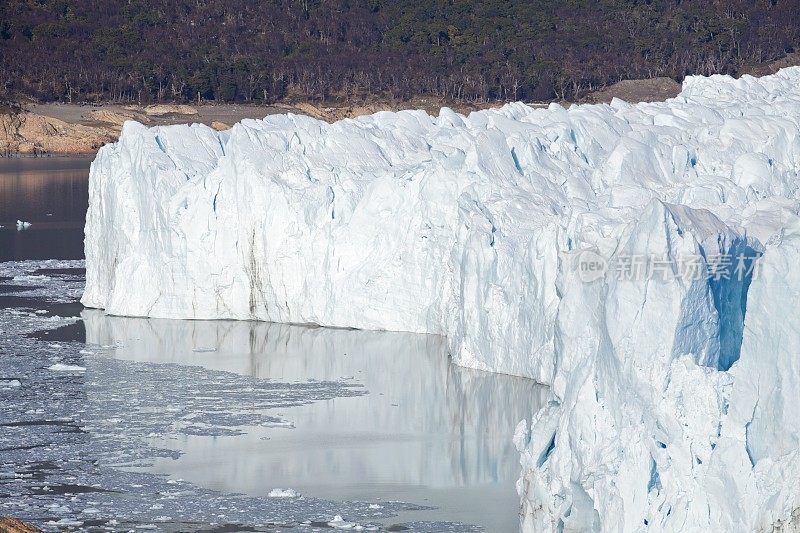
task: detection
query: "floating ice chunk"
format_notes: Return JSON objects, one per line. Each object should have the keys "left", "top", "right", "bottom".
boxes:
{"left": 13, "top": 275, "right": 48, "bottom": 281}
{"left": 268, "top": 488, "right": 300, "bottom": 498}
{"left": 1, "top": 379, "right": 21, "bottom": 388}
{"left": 328, "top": 515, "right": 358, "bottom": 529}
{"left": 47, "top": 363, "right": 86, "bottom": 372}
{"left": 16, "top": 220, "right": 31, "bottom": 230}
{"left": 47, "top": 518, "right": 83, "bottom": 527}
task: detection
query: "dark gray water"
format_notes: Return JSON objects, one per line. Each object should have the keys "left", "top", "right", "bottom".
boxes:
{"left": 0, "top": 158, "right": 545, "bottom": 532}
{"left": 0, "top": 157, "right": 90, "bottom": 261}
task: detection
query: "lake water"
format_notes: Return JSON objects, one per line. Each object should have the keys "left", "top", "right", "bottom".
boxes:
{"left": 0, "top": 157, "right": 546, "bottom": 532}
{"left": 0, "top": 157, "right": 89, "bottom": 261}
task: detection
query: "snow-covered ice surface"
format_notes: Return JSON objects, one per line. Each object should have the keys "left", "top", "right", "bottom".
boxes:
{"left": 83, "top": 67, "right": 800, "bottom": 531}
{"left": 0, "top": 261, "right": 485, "bottom": 532}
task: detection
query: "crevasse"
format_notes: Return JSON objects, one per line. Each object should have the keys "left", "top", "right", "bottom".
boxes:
{"left": 83, "top": 67, "right": 800, "bottom": 532}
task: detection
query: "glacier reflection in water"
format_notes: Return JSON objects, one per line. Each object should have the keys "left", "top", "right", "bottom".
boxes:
{"left": 81, "top": 310, "right": 548, "bottom": 531}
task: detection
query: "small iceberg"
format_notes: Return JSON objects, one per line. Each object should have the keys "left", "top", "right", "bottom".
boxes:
{"left": 47, "top": 363, "right": 86, "bottom": 372}
{"left": 1, "top": 379, "right": 21, "bottom": 389}
{"left": 16, "top": 220, "right": 31, "bottom": 230}
{"left": 267, "top": 488, "right": 300, "bottom": 498}
{"left": 328, "top": 515, "right": 355, "bottom": 529}
{"left": 327, "top": 515, "right": 375, "bottom": 530}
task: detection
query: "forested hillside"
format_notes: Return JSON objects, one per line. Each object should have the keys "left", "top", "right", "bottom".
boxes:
{"left": 1, "top": 0, "right": 798, "bottom": 104}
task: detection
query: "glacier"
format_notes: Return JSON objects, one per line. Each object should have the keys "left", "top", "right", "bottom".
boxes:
{"left": 83, "top": 68, "right": 800, "bottom": 531}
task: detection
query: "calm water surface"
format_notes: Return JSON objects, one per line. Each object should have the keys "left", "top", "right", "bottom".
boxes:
{"left": 0, "top": 157, "right": 90, "bottom": 261}
{"left": 0, "top": 158, "right": 545, "bottom": 531}
{"left": 85, "top": 313, "right": 547, "bottom": 531}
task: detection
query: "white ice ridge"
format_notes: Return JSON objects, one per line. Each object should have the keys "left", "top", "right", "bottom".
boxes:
{"left": 84, "top": 68, "right": 800, "bottom": 531}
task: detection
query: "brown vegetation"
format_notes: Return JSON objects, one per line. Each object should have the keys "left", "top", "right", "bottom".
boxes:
{"left": 1, "top": 0, "right": 798, "bottom": 105}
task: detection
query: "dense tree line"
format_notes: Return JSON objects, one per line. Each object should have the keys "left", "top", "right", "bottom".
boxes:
{"left": 1, "top": 0, "right": 798, "bottom": 104}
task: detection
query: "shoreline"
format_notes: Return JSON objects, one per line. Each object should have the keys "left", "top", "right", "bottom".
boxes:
{"left": 2, "top": 49, "right": 797, "bottom": 157}
{"left": 0, "top": 152, "right": 96, "bottom": 159}
{"left": 0, "top": 76, "right": 683, "bottom": 157}
{"left": 0, "top": 98, "right": 503, "bottom": 157}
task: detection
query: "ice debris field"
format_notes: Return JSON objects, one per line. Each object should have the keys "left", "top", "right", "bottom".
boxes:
{"left": 84, "top": 67, "right": 800, "bottom": 531}
{"left": 1, "top": 261, "right": 474, "bottom": 532}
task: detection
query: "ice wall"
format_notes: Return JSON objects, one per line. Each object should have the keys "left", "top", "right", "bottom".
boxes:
{"left": 83, "top": 67, "right": 800, "bottom": 531}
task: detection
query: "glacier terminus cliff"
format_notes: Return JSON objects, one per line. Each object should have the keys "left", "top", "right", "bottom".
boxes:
{"left": 83, "top": 68, "right": 800, "bottom": 532}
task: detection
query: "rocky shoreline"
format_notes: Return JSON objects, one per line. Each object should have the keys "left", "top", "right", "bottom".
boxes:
{"left": 0, "top": 111, "right": 116, "bottom": 156}
{"left": 1, "top": 45, "right": 797, "bottom": 157}
{"left": 1, "top": 103, "right": 234, "bottom": 156}
{"left": 0, "top": 76, "right": 691, "bottom": 157}
{"left": 0, "top": 99, "right": 503, "bottom": 157}
{"left": 0, "top": 517, "right": 47, "bottom": 532}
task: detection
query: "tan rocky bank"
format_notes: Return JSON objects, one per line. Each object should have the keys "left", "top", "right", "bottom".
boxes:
{"left": 0, "top": 517, "right": 48, "bottom": 533}
{"left": 0, "top": 102, "right": 213, "bottom": 155}
{"left": 0, "top": 83, "right": 693, "bottom": 156}
{"left": 0, "top": 111, "right": 117, "bottom": 155}
{"left": 0, "top": 102, "right": 220, "bottom": 155}
{"left": 582, "top": 77, "right": 682, "bottom": 104}
{"left": 0, "top": 99, "right": 495, "bottom": 156}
